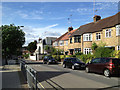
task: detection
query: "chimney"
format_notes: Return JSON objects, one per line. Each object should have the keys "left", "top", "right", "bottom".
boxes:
{"left": 68, "top": 26, "right": 73, "bottom": 32}
{"left": 93, "top": 15, "right": 101, "bottom": 22}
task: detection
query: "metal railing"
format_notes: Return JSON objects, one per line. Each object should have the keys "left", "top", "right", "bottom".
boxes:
{"left": 20, "top": 60, "right": 38, "bottom": 90}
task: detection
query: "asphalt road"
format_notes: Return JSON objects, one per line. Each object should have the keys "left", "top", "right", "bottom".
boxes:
{"left": 27, "top": 62, "right": 120, "bottom": 89}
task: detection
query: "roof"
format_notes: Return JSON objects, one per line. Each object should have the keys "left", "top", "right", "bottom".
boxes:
{"left": 61, "top": 29, "right": 78, "bottom": 40}
{"left": 53, "top": 32, "right": 68, "bottom": 42}
{"left": 72, "top": 12, "right": 120, "bottom": 36}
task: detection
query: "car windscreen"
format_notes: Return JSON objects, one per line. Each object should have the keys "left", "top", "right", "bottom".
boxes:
{"left": 112, "top": 59, "right": 120, "bottom": 65}
{"left": 71, "top": 58, "right": 81, "bottom": 62}
{"left": 49, "top": 57, "right": 54, "bottom": 59}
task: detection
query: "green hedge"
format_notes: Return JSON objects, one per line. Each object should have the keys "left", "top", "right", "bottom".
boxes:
{"left": 51, "top": 54, "right": 94, "bottom": 63}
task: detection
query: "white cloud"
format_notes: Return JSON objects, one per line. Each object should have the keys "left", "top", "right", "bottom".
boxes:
{"left": 16, "top": 10, "right": 44, "bottom": 20}
{"left": 22, "top": 24, "right": 66, "bottom": 46}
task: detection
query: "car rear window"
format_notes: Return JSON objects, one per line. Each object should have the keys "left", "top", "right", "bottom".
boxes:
{"left": 101, "top": 58, "right": 110, "bottom": 63}
{"left": 112, "top": 58, "right": 120, "bottom": 65}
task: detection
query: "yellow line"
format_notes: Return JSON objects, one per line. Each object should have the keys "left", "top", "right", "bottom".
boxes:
{"left": 39, "top": 82, "right": 45, "bottom": 89}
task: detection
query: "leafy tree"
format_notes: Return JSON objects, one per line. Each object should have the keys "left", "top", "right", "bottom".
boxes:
{"left": 91, "top": 42, "right": 98, "bottom": 51}
{"left": 2, "top": 24, "right": 25, "bottom": 61}
{"left": 44, "top": 45, "right": 63, "bottom": 55}
{"left": 27, "top": 40, "right": 37, "bottom": 54}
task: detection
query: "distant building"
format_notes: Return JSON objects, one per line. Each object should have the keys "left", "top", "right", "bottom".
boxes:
{"left": 35, "top": 37, "right": 57, "bottom": 60}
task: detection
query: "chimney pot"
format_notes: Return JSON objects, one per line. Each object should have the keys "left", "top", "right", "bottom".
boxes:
{"left": 68, "top": 26, "right": 73, "bottom": 32}
{"left": 93, "top": 15, "right": 101, "bottom": 22}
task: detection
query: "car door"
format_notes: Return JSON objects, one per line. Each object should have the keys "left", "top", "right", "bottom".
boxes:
{"left": 90, "top": 58, "right": 101, "bottom": 72}
{"left": 67, "top": 58, "right": 72, "bottom": 67}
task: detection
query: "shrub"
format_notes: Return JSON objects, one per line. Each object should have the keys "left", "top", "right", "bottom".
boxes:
{"left": 60, "top": 55, "right": 65, "bottom": 59}
{"left": 23, "top": 54, "right": 29, "bottom": 59}
{"left": 77, "top": 54, "right": 94, "bottom": 63}
{"left": 112, "top": 50, "right": 120, "bottom": 58}
{"left": 75, "top": 52, "right": 83, "bottom": 55}
{"left": 94, "top": 47, "right": 114, "bottom": 58}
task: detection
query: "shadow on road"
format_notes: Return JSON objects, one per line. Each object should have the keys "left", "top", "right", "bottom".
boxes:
{"left": 37, "top": 71, "right": 69, "bottom": 82}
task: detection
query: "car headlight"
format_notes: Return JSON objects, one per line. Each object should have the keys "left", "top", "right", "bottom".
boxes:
{"left": 74, "top": 63, "right": 79, "bottom": 66}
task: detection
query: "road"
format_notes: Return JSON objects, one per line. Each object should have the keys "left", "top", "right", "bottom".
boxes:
{"left": 27, "top": 62, "right": 120, "bottom": 89}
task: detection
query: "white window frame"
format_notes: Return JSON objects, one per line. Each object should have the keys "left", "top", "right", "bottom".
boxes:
{"left": 105, "top": 29, "right": 111, "bottom": 38}
{"left": 59, "top": 40, "right": 64, "bottom": 46}
{"left": 117, "top": 46, "right": 120, "bottom": 50}
{"left": 116, "top": 25, "right": 120, "bottom": 36}
{"left": 84, "top": 48, "right": 92, "bottom": 55}
{"left": 96, "top": 33, "right": 101, "bottom": 40}
{"left": 83, "top": 33, "right": 92, "bottom": 41}
{"left": 66, "top": 40, "right": 68, "bottom": 45}
{"left": 53, "top": 41, "right": 58, "bottom": 46}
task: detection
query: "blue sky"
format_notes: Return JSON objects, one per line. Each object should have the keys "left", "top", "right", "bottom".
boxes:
{"left": 2, "top": 2, "right": 118, "bottom": 46}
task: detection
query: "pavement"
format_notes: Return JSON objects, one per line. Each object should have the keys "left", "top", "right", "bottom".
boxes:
{"left": 1, "top": 61, "right": 29, "bottom": 89}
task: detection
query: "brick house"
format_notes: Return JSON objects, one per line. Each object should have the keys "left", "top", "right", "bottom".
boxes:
{"left": 53, "top": 12, "right": 120, "bottom": 55}
{"left": 53, "top": 27, "right": 77, "bottom": 55}
{"left": 70, "top": 12, "right": 120, "bottom": 55}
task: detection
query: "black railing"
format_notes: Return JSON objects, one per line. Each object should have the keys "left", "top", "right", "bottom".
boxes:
{"left": 20, "top": 60, "right": 39, "bottom": 90}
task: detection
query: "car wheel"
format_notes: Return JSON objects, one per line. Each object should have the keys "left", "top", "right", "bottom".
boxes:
{"left": 104, "top": 69, "right": 110, "bottom": 77}
{"left": 63, "top": 64, "right": 66, "bottom": 68}
{"left": 86, "top": 67, "right": 90, "bottom": 73}
{"left": 72, "top": 65, "right": 75, "bottom": 70}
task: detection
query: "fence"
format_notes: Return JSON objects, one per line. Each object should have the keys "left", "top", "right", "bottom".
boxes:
{"left": 20, "top": 60, "right": 39, "bottom": 90}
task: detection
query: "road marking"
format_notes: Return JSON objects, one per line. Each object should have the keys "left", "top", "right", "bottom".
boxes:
{"left": 38, "top": 82, "right": 45, "bottom": 89}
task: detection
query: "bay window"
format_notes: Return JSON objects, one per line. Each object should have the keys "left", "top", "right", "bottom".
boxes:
{"left": 59, "top": 40, "right": 64, "bottom": 46}
{"left": 116, "top": 25, "right": 120, "bottom": 36}
{"left": 84, "top": 48, "right": 92, "bottom": 54}
{"left": 83, "top": 33, "right": 92, "bottom": 41}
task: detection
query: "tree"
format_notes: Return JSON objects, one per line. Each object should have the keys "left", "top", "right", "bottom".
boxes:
{"left": 2, "top": 24, "right": 25, "bottom": 63}
{"left": 44, "top": 45, "right": 63, "bottom": 55}
{"left": 91, "top": 42, "right": 98, "bottom": 51}
{"left": 27, "top": 40, "right": 37, "bottom": 54}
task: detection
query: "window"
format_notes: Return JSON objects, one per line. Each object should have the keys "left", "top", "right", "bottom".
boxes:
{"left": 117, "top": 46, "right": 120, "bottom": 50}
{"left": 105, "top": 29, "right": 111, "bottom": 37}
{"left": 91, "top": 58, "right": 101, "bottom": 64}
{"left": 96, "top": 33, "right": 101, "bottom": 40}
{"left": 84, "top": 48, "right": 92, "bottom": 54}
{"left": 116, "top": 25, "right": 120, "bottom": 36}
{"left": 66, "top": 40, "right": 68, "bottom": 45}
{"left": 74, "top": 36, "right": 81, "bottom": 43}
{"left": 70, "top": 38, "right": 72, "bottom": 43}
{"left": 83, "top": 33, "right": 92, "bottom": 41}
{"left": 53, "top": 41, "right": 58, "bottom": 46}
{"left": 74, "top": 48, "right": 81, "bottom": 54}
{"left": 59, "top": 40, "right": 64, "bottom": 46}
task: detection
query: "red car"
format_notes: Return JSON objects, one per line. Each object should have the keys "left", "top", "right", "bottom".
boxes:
{"left": 85, "top": 58, "right": 120, "bottom": 77}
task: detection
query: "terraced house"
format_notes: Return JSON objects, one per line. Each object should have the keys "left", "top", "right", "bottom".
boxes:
{"left": 53, "top": 12, "right": 120, "bottom": 55}
{"left": 53, "top": 27, "right": 77, "bottom": 55}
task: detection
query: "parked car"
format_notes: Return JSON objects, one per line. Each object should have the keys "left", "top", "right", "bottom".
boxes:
{"left": 85, "top": 57, "right": 120, "bottom": 77}
{"left": 62, "top": 57, "right": 86, "bottom": 70}
{"left": 43, "top": 56, "right": 57, "bottom": 64}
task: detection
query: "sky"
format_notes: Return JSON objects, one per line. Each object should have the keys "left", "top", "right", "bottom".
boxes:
{"left": 2, "top": 2, "right": 119, "bottom": 46}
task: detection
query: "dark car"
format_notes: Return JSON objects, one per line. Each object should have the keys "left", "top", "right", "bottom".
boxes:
{"left": 85, "top": 58, "right": 120, "bottom": 77}
{"left": 62, "top": 57, "right": 86, "bottom": 70}
{"left": 43, "top": 56, "right": 57, "bottom": 64}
